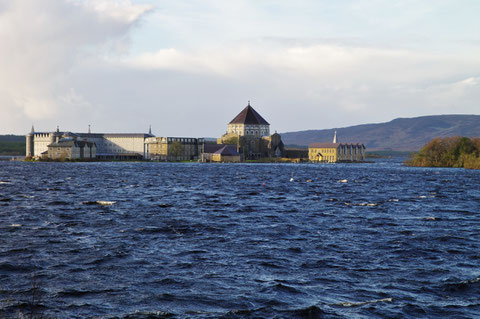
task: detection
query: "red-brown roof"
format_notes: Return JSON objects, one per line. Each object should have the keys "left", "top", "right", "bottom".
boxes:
{"left": 229, "top": 104, "right": 269, "bottom": 125}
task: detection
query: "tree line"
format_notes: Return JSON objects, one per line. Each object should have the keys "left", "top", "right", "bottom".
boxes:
{"left": 0, "top": 135, "right": 25, "bottom": 155}
{"left": 405, "top": 136, "right": 480, "bottom": 169}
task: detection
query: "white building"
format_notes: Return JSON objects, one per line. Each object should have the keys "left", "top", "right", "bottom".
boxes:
{"left": 26, "top": 127, "right": 154, "bottom": 159}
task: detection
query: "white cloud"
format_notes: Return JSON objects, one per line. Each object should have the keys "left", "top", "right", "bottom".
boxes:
{"left": 1, "top": 0, "right": 479, "bottom": 136}
{"left": 0, "top": 0, "right": 152, "bottom": 133}
{"left": 109, "top": 41, "right": 480, "bottom": 134}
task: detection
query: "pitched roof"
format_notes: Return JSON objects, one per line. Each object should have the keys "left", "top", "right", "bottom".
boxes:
{"left": 214, "top": 145, "right": 240, "bottom": 156}
{"left": 229, "top": 104, "right": 269, "bottom": 125}
{"left": 309, "top": 143, "right": 339, "bottom": 148}
{"left": 309, "top": 142, "right": 365, "bottom": 148}
{"left": 203, "top": 143, "right": 236, "bottom": 154}
{"left": 48, "top": 139, "right": 95, "bottom": 148}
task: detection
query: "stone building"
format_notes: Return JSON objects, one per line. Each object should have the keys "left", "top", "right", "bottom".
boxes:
{"left": 218, "top": 102, "right": 284, "bottom": 159}
{"left": 309, "top": 132, "right": 365, "bottom": 163}
{"left": 145, "top": 136, "right": 204, "bottom": 161}
{"left": 200, "top": 144, "right": 239, "bottom": 162}
{"left": 264, "top": 132, "right": 285, "bottom": 158}
{"left": 211, "top": 145, "right": 241, "bottom": 163}
{"left": 47, "top": 138, "right": 96, "bottom": 160}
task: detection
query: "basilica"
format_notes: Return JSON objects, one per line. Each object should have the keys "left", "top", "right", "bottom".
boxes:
{"left": 218, "top": 102, "right": 284, "bottom": 159}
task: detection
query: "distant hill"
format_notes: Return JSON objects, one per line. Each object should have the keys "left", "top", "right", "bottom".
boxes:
{"left": 281, "top": 115, "right": 480, "bottom": 151}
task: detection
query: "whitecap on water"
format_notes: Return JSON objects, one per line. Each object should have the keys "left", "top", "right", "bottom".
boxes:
{"left": 96, "top": 201, "right": 116, "bottom": 206}
{"left": 10, "top": 224, "right": 22, "bottom": 227}
{"left": 336, "top": 297, "right": 393, "bottom": 307}
{"left": 339, "top": 179, "right": 348, "bottom": 183}
{"left": 355, "top": 203, "right": 379, "bottom": 207}
{"left": 82, "top": 201, "right": 116, "bottom": 206}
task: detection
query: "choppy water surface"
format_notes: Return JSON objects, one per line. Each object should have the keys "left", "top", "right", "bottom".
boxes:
{"left": 0, "top": 160, "right": 479, "bottom": 318}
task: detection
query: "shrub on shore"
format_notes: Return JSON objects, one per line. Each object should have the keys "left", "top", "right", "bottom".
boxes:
{"left": 405, "top": 136, "right": 480, "bottom": 169}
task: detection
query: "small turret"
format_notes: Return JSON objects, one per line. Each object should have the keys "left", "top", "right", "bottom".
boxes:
{"left": 26, "top": 125, "right": 35, "bottom": 157}
{"left": 333, "top": 131, "right": 337, "bottom": 143}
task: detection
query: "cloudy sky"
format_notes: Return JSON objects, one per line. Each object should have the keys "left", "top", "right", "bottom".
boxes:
{"left": 1, "top": 0, "right": 479, "bottom": 136}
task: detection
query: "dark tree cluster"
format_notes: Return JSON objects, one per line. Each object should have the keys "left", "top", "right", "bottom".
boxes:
{"left": 405, "top": 136, "right": 480, "bottom": 169}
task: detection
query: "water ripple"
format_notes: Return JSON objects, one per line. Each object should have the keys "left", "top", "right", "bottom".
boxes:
{"left": 0, "top": 160, "right": 479, "bottom": 318}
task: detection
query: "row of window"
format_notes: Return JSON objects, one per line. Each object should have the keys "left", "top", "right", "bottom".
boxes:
{"left": 231, "top": 130, "right": 268, "bottom": 135}
{"left": 167, "top": 138, "right": 196, "bottom": 143}
{"left": 311, "top": 148, "right": 363, "bottom": 155}
{"left": 309, "top": 155, "right": 335, "bottom": 161}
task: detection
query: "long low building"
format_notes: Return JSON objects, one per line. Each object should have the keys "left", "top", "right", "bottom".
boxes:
{"left": 26, "top": 126, "right": 154, "bottom": 159}
{"left": 309, "top": 142, "right": 365, "bottom": 163}
{"left": 308, "top": 132, "right": 366, "bottom": 163}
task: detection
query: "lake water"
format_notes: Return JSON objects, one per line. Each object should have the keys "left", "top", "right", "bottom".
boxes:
{"left": 0, "top": 160, "right": 479, "bottom": 318}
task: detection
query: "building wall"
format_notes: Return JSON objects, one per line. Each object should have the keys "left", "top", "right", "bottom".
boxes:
{"left": 48, "top": 146, "right": 72, "bottom": 160}
{"left": 212, "top": 154, "right": 241, "bottom": 163}
{"left": 47, "top": 143, "right": 96, "bottom": 160}
{"left": 146, "top": 137, "right": 203, "bottom": 161}
{"left": 33, "top": 133, "right": 54, "bottom": 156}
{"left": 227, "top": 124, "right": 270, "bottom": 137}
{"left": 309, "top": 147, "right": 338, "bottom": 163}
{"left": 309, "top": 145, "right": 365, "bottom": 163}
{"left": 31, "top": 131, "right": 150, "bottom": 158}
{"left": 218, "top": 133, "right": 285, "bottom": 160}
{"left": 103, "top": 136, "right": 145, "bottom": 155}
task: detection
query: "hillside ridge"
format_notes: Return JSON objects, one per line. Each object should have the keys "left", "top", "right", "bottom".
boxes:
{"left": 281, "top": 114, "right": 480, "bottom": 151}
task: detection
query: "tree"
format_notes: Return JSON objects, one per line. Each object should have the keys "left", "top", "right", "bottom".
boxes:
{"left": 169, "top": 141, "right": 183, "bottom": 160}
{"left": 406, "top": 136, "right": 480, "bottom": 169}
{"left": 222, "top": 136, "right": 239, "bottom": 146}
